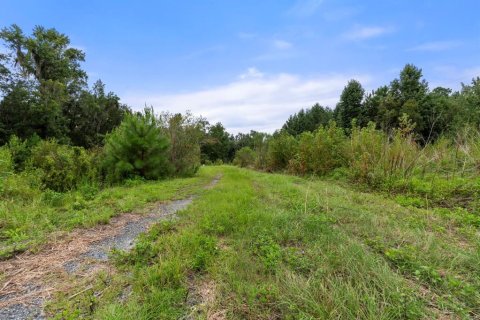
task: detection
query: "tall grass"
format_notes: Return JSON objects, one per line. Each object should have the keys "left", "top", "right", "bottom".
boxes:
{"left": 238, "top": 122, "right": 480, "bottom": 211}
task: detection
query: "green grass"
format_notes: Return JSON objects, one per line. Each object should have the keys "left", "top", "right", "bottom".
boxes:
{"left": 0, "top": 166, "right": 221, "bottom": 259}
{"left": 46, "top": 166, "right": 480, "bottom": 319}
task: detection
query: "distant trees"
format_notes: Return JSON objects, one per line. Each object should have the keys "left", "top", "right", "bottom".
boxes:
{"left": 282, "top": 104, "right": 332, "bottom": 136}
{"left": 201, "top": 122, "right": 233, "bottom": 163}
{"left": 0, "top": 24, "right": 128, "bottom": 146}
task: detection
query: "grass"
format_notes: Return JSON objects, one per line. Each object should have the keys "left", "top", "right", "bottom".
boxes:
{"left": 0, "top": 166, "right": 221, "bottom": 259}
{"left": 45, "top": 166, "right": 480, "bottom": 319}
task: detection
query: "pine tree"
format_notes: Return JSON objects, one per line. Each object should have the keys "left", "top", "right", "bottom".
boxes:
{"left": 103, "top": 108, "right": 172, "bottom": 182}
{"left": 337, "top": 80, "right": 365, "bottom": 130}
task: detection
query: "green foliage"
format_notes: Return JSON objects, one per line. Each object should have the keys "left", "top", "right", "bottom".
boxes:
{"left": 266, "top": 132, "right": 298, "bottom": 171}
{"left": 158, "top": 111, "right": 205, "bottom": 176}
{"left": 103, "top": 109, "right": 172, "bottom": 183}
{"left": 0, "top": 145, "right": 12, "bottom": 177}
{"left": 201, "top": 122, "right": 233, "bottom": 163}
{"left": 288, "top": 122, "right": 345, "bottom": 175}
{"left": 0, "top": 25, "right": 129, "bottom": 147}
{"left": 65, "top": 80, "right": 129, "bottom": 148}
{"left": 30, "top": 139, "right": 95, "bottom": 191}
{"left": 7, "top": 134, "right": 40, "bottom": 171}
{"left": 336, "top": 79, "right": 365, "bottom": 130}
{"left": 233, "top": 146, "right": 256, "bottom": 168}
{"left": 282, "top": 103, "right": 333, "bottom": 136}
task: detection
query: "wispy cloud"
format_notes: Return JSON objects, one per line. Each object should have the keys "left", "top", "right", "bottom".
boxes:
{"left": 430, "top": 65, "right": 480, "bottom": 89}
{"left": 343, "top": 25, "right": 393, "bottom": 40}
{"left": 407, "top": 41, "right": 462, "bottom": 52}
{"left": 239, "top": 67, "right": 264, "bottom": 80}
{"left": 321, "top": 6, "right": 361, "bottom": 21}
{"left": 122, "top": 69, "right": 370, "bottom": 133}
{"left": 287, "top": 0, "right": 324, "bottom": 18}
{"left": 273, "top": 39, "right": 293, "bottom": 50}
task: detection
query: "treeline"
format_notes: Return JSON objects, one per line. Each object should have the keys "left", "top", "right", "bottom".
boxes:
{"left": 283, "top": 65, "right": 480, "bottom": 142}
{"left": 232, "top": 66, "right": 480, "bottom": 212}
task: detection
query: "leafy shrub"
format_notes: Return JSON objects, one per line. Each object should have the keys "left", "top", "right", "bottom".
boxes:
{"left": 103, "top": 109, "right": 172, "bottom": 183}
{"left": 7, "top": 134, "right": 40, "bottom": 172}
{"left": 233, "top": 146, "right": 256, "bottom": 168}
{"left": 266, "top": 132, "right": 298, "bottom": 171}
{"left": 345, "top": 124, "right": 419, "bottom": 186}
{"left": 30, "top": 139, "right": 95, "bottom": 191}
{"left": 0, "top": 147, "right": 13, "bottom": 178}
{"left": 158, "top": 112, "right": 203, "bottom": 176}
{"left": 288, "top": 122, "right": 345, "bottom": 175}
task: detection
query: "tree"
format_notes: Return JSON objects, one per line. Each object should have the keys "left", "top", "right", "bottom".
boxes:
{"left": 158, "top": 111, "right": 207, "bottom": 176}
{"left": 201, "top": 122, "right": 233, "bottom": 163}
{"left": 103, "top": 108, "right": 171, "bottom": 182}
{"left": 0, "top": 24, "right": 86, "bottom": 89}
{"left": 458, "top": 77, "right": 480, "bottom": 127}
{"left": 282, "top": 104, "right": 332, "bottom": 136}
{"left": 233, "top": 147, "right": 256, "bottom": 168}
{"left": 336, "top": 80, "right": 364, "bottom": 130}
{"left": 65, "top": 80, "right": 129, "bottom": 148}
{"left": 377, "top": 64, "right": 430, "bottom": 137}
{"left": 0, "top": 25, "right": 128, "bottom": 146}
{"left": 359, "top": 86, "right": 388, "bottom": 127}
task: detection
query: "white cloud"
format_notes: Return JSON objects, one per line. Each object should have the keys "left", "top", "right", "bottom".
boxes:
{"left": 273, "top": 39, "right": 293, "bottom": 50}
{"left": 239, "top": 67, "right": 264, "bottom": 79}
{"left": 121, "top": 69, "right": 370, "bottom": 133}
{"left": 429, "top": 65, "right": 480, "bottom": 90}
{"left": 343, "top": 25, "right": 392, "bottom": 40}
{"left": 288, "top": 0, "right": 324, "bottom": 17}
{"left": 407, "top": 41, "right": 462, "bottom": 52}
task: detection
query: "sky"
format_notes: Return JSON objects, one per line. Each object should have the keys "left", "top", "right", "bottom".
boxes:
{"left": 1, "top": 0, "right": 479, "bottom": 133}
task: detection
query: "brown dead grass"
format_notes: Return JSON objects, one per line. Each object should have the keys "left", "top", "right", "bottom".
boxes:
{"left": 0, "top": 212, "right": 144, "bottom": 308}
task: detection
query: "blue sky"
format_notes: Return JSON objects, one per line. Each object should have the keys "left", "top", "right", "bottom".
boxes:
{"left": 1, "top": 0, "right": 479, "bottom": 132}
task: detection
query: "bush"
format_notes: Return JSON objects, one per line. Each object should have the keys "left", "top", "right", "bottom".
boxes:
{"left": 266, "top": 132, "right": 298, "bottom": 171}
{"left": 103, "top": 109, "right": 172, "bottom": 183}
{"left": 0, "top": 147, "right": 13, "bottom": 177}
{"left": 345, "top": 123, "right": 419, "bottom": 186}
{"left": 233, "top": 147, "right": 256, "bottom": 168}
{"left": 158, "top": 112, "right": 203, "bottom": 177}
{"left": 7, "top": 134, "right": 40, "bottom": 172}
{"left": 288, "top": 122, "right": 345, "bottom": 175}
{"left": 30, "top": 140, "right": 95, "bottom": 192}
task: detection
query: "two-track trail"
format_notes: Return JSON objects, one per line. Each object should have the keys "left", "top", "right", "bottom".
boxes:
{"left": 0, "top": 175, "right": 221, "bottom": 320}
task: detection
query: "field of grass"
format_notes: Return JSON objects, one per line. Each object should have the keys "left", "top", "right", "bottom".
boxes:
{"left": 45, "top": 166, "right": 480, "bottom": 319}
{"left": 0, "top": 166, "right": 220, "bottom": 259}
